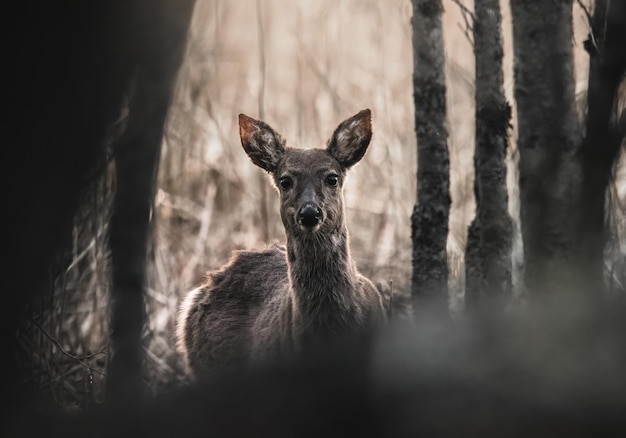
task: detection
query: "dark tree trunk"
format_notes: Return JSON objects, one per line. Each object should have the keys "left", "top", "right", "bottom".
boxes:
{"left": 410, "top": 0, "right": 451, "bottom": 317}
{"left": 4, "top": 1, "right": 137, "bottom": 407}
{"left": 578, "top": 0, "right": 626, "bottom": 297}
{"left": 464, "top": 0, "right": 513, "bottom": 310}
{"left": 106, "top": 0, "right": 195, "bottom": 407}
{"left": 465, "top": 220, "right": 483, "bottom": 307}
{"left": 510, "top": 0, "right": 581, "bottom": 301}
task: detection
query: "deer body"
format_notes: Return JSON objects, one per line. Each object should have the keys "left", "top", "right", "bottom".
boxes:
{"left": 177, "top": 109, "right": 386, "bottom": 379}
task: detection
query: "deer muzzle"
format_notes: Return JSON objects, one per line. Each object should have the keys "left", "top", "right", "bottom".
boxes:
{"left": 297, "top": 202, "right": 322, "bottom": 229}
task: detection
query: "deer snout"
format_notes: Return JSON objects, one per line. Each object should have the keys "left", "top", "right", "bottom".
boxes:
{"left": 297, "top": 203, "right": 322, "bottom": 229}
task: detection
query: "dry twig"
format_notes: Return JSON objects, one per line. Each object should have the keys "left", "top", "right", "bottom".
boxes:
{"left": 28, "top": 319, "right": 107, "bottom": 377}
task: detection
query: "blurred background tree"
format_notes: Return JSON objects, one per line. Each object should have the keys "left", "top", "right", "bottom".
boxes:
{"left": 106, "top": 0, "right": 195, "bottom": 408}
{"left": 510, "top": 0, "right": 582, "bottom": 302}
{"left": 578, "top": 0, "right": 626, "bottom": 299}
{"left": 410, "top": 0, "right": 452, "bottom": 319}
{"left": 463, "top": 0, "right": 513, "bottom": 312}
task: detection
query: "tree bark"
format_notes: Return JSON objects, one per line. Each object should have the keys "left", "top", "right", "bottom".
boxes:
{"left": 464, "top": 0, "right": 513, "bottom": 310}
{"left": 510, "top": 0, "right": 581, "bottom": 301}
{"left": 578, "top": 0, "right": 626, "bottom": 297}
{"left": 107, "top": 0, "right": 195, "bottom": 407}
{"left": 411, "top": 0, "right": 451, "bottom": 317}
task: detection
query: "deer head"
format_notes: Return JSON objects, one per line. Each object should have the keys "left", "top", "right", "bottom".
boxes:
{"left": 238, "top": 109, "right": 372, "bottom": 235}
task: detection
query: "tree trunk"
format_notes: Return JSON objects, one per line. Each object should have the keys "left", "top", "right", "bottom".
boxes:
{"left": 464, "top": 0, "right": 513, "bottom": 310}
{"left": 4, "top": 1, "right": 137, "bottom": 405}
{"left": 107, "top": 0, "right": 195, "bottom": 407}
{"left": 411, "top": 0, "right": 451, "bottom": 317}
{"left": 578, "top": 0, "right": 626, "bottom": 297}
{"left": 510, "top": 0, "right": 581, "bottom": 301}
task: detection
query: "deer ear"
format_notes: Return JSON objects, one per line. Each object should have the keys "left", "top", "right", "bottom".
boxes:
{"left": 239, "top": 114, "right": 285, "bottom": 173}
{"left": 327, "top": 109, "right": 372, "bottom": 169}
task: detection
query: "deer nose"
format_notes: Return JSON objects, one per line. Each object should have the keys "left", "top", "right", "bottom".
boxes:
{"left": 297, "top": 203, "right": 322, "bottom": 228}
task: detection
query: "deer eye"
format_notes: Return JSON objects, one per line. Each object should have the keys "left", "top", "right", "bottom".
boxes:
{"left": 325, "top": 174, "right": 339, "bottom": 187}
{"left": 279, "top": 176, "right": 292, "bottom": 190}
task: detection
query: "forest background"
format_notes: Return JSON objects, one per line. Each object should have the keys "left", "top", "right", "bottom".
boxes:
{"left": 8, "top": 0, "right": 625, "bottom": 418}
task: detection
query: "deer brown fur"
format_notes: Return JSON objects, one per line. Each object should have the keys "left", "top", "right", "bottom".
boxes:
{"left": 176, "top": 109, "right": 386, "bottom": 379}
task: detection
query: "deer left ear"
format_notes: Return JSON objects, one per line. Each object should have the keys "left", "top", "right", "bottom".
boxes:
{"left": 327, "top": 109, "right": 372, "bottom": 169}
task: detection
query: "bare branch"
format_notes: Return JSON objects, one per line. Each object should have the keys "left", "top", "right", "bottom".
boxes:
{"left": 255, "top": 0, "right": 266, "bottom": 120}
{"left": 457, "top": 22, "right": 474, "bottom": 47}
{"left": 29, "top": 319, "right": 107, "bottom": 376}
{"left": 450, "top": 0, "right": 475, "bottom": 46}
{"left": 576, "top": 0, "right": 593, "bottom": 27}
{"left": 450, "top": 0, "right": 475, "bottom": 21}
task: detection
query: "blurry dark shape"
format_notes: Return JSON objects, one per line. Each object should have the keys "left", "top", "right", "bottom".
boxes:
{"left": 107, "top": 0, "right": 195, "bottom": 408}
{"left": 464, "top": 0, "right": 513, "bottom": 310}
{"left": 578, "top": 0, "right": 626, "bottom": 296}
{"left": 510, "top": 0, "right": 582, "bottom": 301}
{"left": 3, "top": 0, "right": 194, "bottom": 417}
{"left": 5, "top": 0, "right": 135, "bottom": 408}
{"left": 410, "top": 0, "right": 452, "bottom": 318}
{"left": 6, "top": 297, "right": 626, "bottom": 437}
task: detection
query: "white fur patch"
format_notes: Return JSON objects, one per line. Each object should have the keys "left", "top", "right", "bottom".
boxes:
{"left": 175, "top": 287, "right": 202, "bottom": 361}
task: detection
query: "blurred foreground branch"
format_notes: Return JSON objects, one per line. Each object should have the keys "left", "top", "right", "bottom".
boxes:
{"left": 107, "top": 0, "right": 196, "bottom": 407}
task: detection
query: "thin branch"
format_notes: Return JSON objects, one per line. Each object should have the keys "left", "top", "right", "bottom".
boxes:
{"left": 577, "top": 0, "right": 599, "bottom": 54}
{"left": 450, "top": 0, "right": 475, "bottom": 20}
{"left": 389, "top": 279, "right": 394, "bottom": 319}
{"left": 457, "top": 22, "right": 474, "bottom": 47}
{"left": 144, "top": 346, "right": 176, "bottom": 375}
{"left": 29, "top": 319, "right": 107, "bottom": 376}
{"left": 576, "top": 0, "right": 593, "bottom": 26}
{"left": 255, "top": 0, "right": 266, "bottom": 120}
{"left": 255, "top": 0, "right": 270, "bottom": 242}
{"left": 450, "top": 0, "right": 475, "bottom": 46}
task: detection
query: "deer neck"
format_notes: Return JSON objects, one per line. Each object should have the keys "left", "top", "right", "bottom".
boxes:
{"left": 285, "top": 225, "right": 361, "bottom": 341}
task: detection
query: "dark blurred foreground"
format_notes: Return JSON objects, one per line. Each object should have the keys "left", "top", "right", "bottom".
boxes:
{"left": 4, "top": 299, "right": 626, "bottom": 437}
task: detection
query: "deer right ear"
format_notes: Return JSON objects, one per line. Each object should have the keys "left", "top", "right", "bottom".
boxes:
{"left": 239, "top": 114, "right": 285, "bottom": 173}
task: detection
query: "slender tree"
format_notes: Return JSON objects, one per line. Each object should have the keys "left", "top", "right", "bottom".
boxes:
{"left": 107, "top": 0, "right": 195, "bottom": 406}
{"left": 510, "top": 0, "right": 581, "bottom": 301}
{"left": 465, "top": 0, "right": 513, "bottom": 310}
{"left": 411, "top": 0, "right": 451, "bottom": 317}
{"left": 577, "top": 0, "right": 626, "bottom": 296}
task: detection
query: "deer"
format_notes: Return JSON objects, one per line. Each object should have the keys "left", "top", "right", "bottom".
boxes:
{"left": 176, "top": 109, "right": 387, "bottom": 380}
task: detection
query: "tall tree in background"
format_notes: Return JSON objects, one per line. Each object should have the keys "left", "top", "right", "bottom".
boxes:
{"left": 464, "top": 0, "right": 513, "bottom": 310}
{"left": 578, "top": 0, "right": 626, "bottom": 296}
{"left": 510, "top": 0, "right": 581, "bottom": 300}
{"left": 411, "top": 0, "right": 451, "bottom": 317}
{"left": 107, "top": 0, "right": 195, "bottom": 407}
